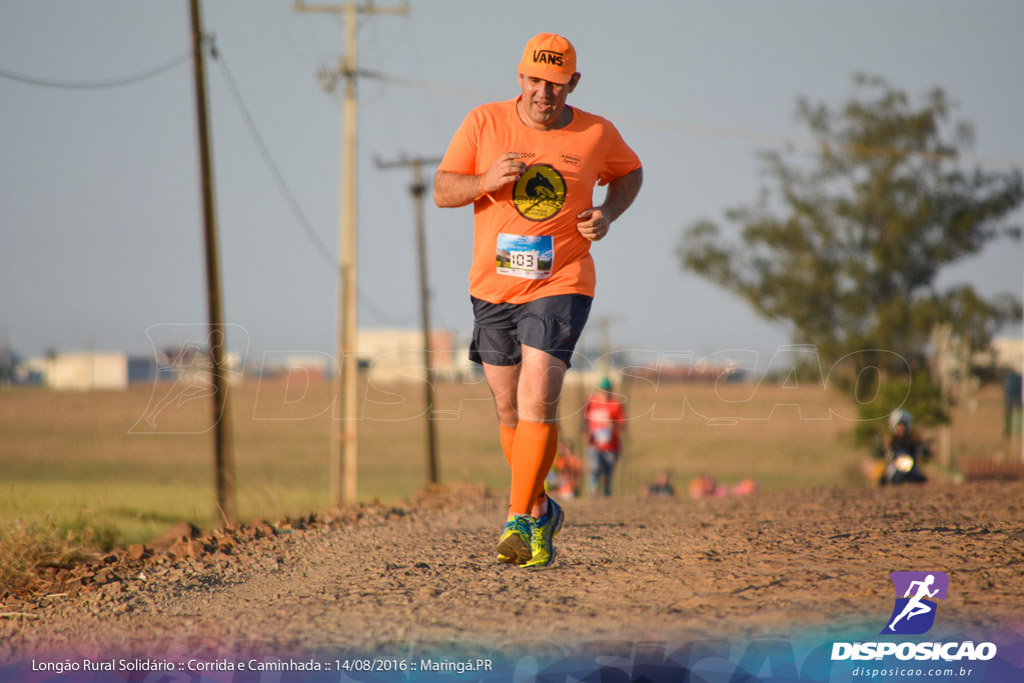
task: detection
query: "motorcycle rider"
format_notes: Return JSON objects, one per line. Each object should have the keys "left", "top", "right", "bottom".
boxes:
{"left": 878, "top": 410, "right": 931, "bottom": 485}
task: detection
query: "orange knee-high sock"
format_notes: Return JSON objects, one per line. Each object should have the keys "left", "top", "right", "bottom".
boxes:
{"left": 499, "top": 423, "right": 516, "bottom": 469}
{"left": 508, "top": 419, "right": 558, "bottom": 516}
{"left": 529, "top": 423, "right": 560, "bottom": 509}
{"left": 501, "top": 423, "right": 548, "bottom": 509}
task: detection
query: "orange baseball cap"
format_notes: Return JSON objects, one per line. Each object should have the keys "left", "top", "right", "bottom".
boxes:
{"left": 517, "top": 33, "right": 577, "bottom": 85}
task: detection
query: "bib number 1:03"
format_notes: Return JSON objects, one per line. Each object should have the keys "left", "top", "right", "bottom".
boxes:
{"left": 510, "top": 252, "right": 537, "bottom": 269}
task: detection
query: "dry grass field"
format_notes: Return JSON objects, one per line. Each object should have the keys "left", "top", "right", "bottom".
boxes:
{"left": 0, "top": 373, "right": 1014, "bottom": 548}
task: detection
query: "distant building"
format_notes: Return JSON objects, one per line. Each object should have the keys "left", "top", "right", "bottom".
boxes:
{"left": 128, "top": 355, "right": 158, "bottom": 384}
{"left": 273, "top": 354, "right": 332, "bottom": 379}
{"left": 13, "top": 356, "right": 47, "bottom": 385}
{"left": 150, "top": 345, "right": 243, "bottom": 386}
{"left": 46, "top": 352, "right": 128, "bottom": 391}
{"left": 246, "top": 330, "right": 471, "bottom": 383}
{"left": 357, "top": 329, "right": 470, "bottom": 383}
{"left": 992, "top": 337, "right": 1023, "bottom": 373}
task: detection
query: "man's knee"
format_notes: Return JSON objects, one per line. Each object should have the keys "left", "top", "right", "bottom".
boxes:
{"left": 517, "top": 395, "right": 561, "bottom": 422}
{"left": 494, "top": 399, "right": 519, "bottom": 427}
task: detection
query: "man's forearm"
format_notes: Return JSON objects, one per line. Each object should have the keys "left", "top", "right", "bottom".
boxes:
{"left": 601, "top": 167, "right": 643, "bottom": 222}
{"left": 433, "top": 170, "right": 481, "bottom": 208}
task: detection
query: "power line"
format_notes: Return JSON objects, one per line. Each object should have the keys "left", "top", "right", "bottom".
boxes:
{"left": 212, "top": 44, "right": 336, "bottom": 266}
{"left": 358, "top": 68, "right": 1023, "bottom": 171}
{"left": 210, "top": 41, "right": 410, "bottom": 326}
{"left": 401, "top": 16, "right": 451, "bottom": 148}
{"left": 0, "top": 53, "right": 191, "bottom": 90}
{"left": 358, "top": 67, "right": 497, "bottom": 102}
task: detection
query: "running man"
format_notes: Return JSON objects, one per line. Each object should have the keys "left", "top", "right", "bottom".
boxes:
{"left": 434, "top": 33, "right": 643, "bottom": 568}
{"left": 889, "top": 574, "right": 939, "bottom": 631}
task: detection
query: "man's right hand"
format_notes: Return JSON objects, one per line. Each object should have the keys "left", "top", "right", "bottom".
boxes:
{"left": 481, "top": 152, "right": 525, "bottom": 194}
{"left": 433, "top": 152, "right": 526, "bottom": 208}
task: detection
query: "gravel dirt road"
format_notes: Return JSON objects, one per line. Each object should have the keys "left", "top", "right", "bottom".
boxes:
{"left": 3, "top": 481, "right": 1023, "bottom": 668}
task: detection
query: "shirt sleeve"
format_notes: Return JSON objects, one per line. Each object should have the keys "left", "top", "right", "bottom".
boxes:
{"left": 437, "top": 108, "right": 481, "bottom": 175}
{"left": 597, "top": 120, "right": 641, "bottom": 186}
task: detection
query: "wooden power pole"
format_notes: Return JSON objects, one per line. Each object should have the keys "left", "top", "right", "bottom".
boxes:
{"left": 189, "top": 0, "right": 236, "bottom": 525}
{"left": 294, "top": 1, "right": 408, "bottom": 506}
{"left": 376, "top": 154, "right": 443, "bottom": 485}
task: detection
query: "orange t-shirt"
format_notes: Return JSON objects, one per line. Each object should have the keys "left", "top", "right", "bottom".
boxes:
{"left": 438, "top": 98, "right": 641, "bottom": 304}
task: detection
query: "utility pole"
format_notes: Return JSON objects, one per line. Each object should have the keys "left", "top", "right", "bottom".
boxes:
{"left": 376, "top": 154, "right": 443, "bottom": 485}
{"left": 190, "top": 0, "right": 236, "bottom": 525}
{"left": 590, "top": 314, "right": 625, "bottom": 371}
{"left": 294, "top": 1, "right": 408, "bottom": 506}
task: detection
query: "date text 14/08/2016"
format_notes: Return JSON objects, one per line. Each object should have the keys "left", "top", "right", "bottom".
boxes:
{"left": 339, "top": 658, "right": 494, "bottom": 674}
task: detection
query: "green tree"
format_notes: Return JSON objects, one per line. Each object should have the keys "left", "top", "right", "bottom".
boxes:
{"left": 679, "top": 74, "right": 1022, "bottom": 430}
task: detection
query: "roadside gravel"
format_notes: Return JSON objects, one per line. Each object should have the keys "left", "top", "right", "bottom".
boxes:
{"left": 3, "top": 481, "right": 1023, "bottom": 663}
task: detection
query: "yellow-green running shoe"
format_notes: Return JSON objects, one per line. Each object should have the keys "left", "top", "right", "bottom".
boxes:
{"left": 522, "top": 497, "right": 564, "bottom": 569}
{"left": 496, "top": 514, "right": 532, "bottom": 565}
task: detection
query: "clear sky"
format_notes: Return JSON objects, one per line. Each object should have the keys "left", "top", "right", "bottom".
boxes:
{"left": 2, "top": 1, "right": 1022, "bottom": 370}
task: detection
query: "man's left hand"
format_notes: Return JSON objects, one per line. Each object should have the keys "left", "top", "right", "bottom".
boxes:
{"left": 576, "top": 207, "right": 611, "bottom": 241}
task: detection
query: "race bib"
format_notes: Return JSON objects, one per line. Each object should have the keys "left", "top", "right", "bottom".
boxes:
{"left": 593, "top": 427, "right": 614, "bottom": 447}
{"left": 495, "top": 233, "right": 553, "bottom": 279}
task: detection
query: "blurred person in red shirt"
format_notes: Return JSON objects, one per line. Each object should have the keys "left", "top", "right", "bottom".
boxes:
{"left": 584, "top": 376, "right": 627, "bottom": 496}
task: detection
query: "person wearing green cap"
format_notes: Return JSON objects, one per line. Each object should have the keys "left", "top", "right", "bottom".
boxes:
{"left": 583, "top": 376, "right": 627, "bottom": 496}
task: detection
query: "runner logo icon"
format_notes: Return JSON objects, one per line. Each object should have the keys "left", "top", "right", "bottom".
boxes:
{"left": 881, "top": 571, "right": 949, "bottom": 635}
{"left": 832, "top": 570, "right": 996, "bottom": 663}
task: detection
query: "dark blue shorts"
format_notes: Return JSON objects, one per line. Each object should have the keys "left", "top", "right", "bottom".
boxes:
{"left": 469, "top": 294, "right": 593, "bottom": 369}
